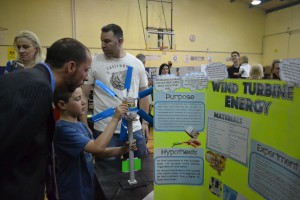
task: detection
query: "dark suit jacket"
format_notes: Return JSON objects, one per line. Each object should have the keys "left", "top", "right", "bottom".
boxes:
{"left": 0, "top": 64, "right": 54, "bottom": 200}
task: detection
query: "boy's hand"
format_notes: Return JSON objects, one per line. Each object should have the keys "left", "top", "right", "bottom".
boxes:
{"left": 126, "top": 139, "right": 137, "bottom": 151}
{"left": 122, "top": 140, "right": 137, "bottom": 154}
{"left": 113, "top": 103, "right": 128, "bottom": 120}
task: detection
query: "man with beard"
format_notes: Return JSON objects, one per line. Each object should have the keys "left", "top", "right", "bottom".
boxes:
{"left": 0, "top": 38, "right": 91, "bottom": 200}
{"left": 81, "top": 24, "right": 149, "bottom": 160}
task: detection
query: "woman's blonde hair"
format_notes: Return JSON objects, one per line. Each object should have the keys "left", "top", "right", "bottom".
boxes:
{"left": 249, "top": 64, "right": 264, "bottom": 80}
{"left": 13, "top": 30, "right": 42, "bottom": 64}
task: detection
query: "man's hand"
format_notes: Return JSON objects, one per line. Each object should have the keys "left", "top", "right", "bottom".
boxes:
{"left": 142, "top": 122, "right": 150, "bottom": 141}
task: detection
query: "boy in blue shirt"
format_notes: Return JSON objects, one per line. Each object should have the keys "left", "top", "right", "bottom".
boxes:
{"left": 53, "top": 87, "right": 134, "bottom": 200}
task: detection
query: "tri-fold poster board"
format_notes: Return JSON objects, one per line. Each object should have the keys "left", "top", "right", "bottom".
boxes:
{"left": 152, "top": 59, "right": 300, "bottom": 200}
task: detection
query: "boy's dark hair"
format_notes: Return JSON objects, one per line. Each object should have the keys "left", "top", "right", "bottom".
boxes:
{"left": 45, "top": 38, "right": 90, "bottom": 69}
{"left": 231, "top": 51, "right": 240, "bottom": 57}
{"left": 53, "top": 88, "right": 72, "bottom": 108}
{"left": 101, "top": 24, "right": 123, "bottom": 39}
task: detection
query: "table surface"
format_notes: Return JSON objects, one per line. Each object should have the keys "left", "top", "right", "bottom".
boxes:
{"left": 94, "top": 155, "right": 154, "bottom": 200}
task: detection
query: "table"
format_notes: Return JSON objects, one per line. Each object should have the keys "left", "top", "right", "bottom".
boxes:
{"left": 94, "top": 155, "right": 154, "bottom": 200}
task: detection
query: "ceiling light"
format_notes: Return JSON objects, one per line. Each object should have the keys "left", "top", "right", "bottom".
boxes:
{"left": 251, "top": 0, "right": 261, "bottom": 5}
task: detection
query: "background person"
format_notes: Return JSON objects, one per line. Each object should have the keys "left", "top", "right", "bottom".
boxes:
{"left": 5, "top": 30, "right": 43, "bottom": 73}
{"left": 136, "top": 53, "right": 146, "bottom": 65}
{"left": 234, "top": 55, "right": 251, "bottom": 79}
{"left": 136, "top": 53, "right": 152, "bottom": 141}
{"left": 249, "top": 64, "right": 264, "bottom": 80}
{"left": 227, "top": 51, "right": 240, "bottom": 78}
{"left": 168, "top": 60, "right": 173, "bottom": 68}
{"left": 159, "top": 63, "right": 171, "bottom": 75}
{"left": 271, "top": 59, "right": 281, "bottom": 80}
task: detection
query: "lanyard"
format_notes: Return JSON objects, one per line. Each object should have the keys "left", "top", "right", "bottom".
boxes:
{"left": 40, "top": 62, "right": 56, "bottom": 94}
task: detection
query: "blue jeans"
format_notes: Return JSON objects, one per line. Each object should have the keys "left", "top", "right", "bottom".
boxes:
{"left": 94, "top": 129, "right": 148, "bottom": 160}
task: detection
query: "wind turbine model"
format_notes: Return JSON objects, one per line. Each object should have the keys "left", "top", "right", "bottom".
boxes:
{"left": 90, "top": 66, "right": 153, "bottom": 189}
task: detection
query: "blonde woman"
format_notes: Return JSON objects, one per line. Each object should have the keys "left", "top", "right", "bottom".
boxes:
{"left": 249, "top": 64, "right": 264, "bottom": 80}
{"left": 5, "top": 30, "right": 42, "bottom": 73}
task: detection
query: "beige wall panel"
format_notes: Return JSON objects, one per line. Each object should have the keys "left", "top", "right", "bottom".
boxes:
{"left": 265, "top": 5, "right": 300, "bottom": 35}
{"left": 289, "top": 32, "right": 300, "bottom": 59}
{"left": 262, "top": 34, "right": 289, "bottom": 65}
{"left": 263, "top": 5, "right": 300, "bottom": 65}
{"left": 290, "top": 5, "right": 300, "bottom": 29}
{"left": 265, "top": 8, "right": 293, "bottom": 35}
{"left": 0, "top": 0, "right": 72, "bottom": 46}
{"left": 0, "top": 0, "right": 73, "bottom": 64}
{"left": 75, "top": 0, "right": 146, "bottom": 50}
{"left": 174, "top": 0, "right": 265, "bottom": 53}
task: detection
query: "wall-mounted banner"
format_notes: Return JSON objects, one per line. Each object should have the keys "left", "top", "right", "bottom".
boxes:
{"left": 146, "top": 55, "right": 162, "bottom": 61}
